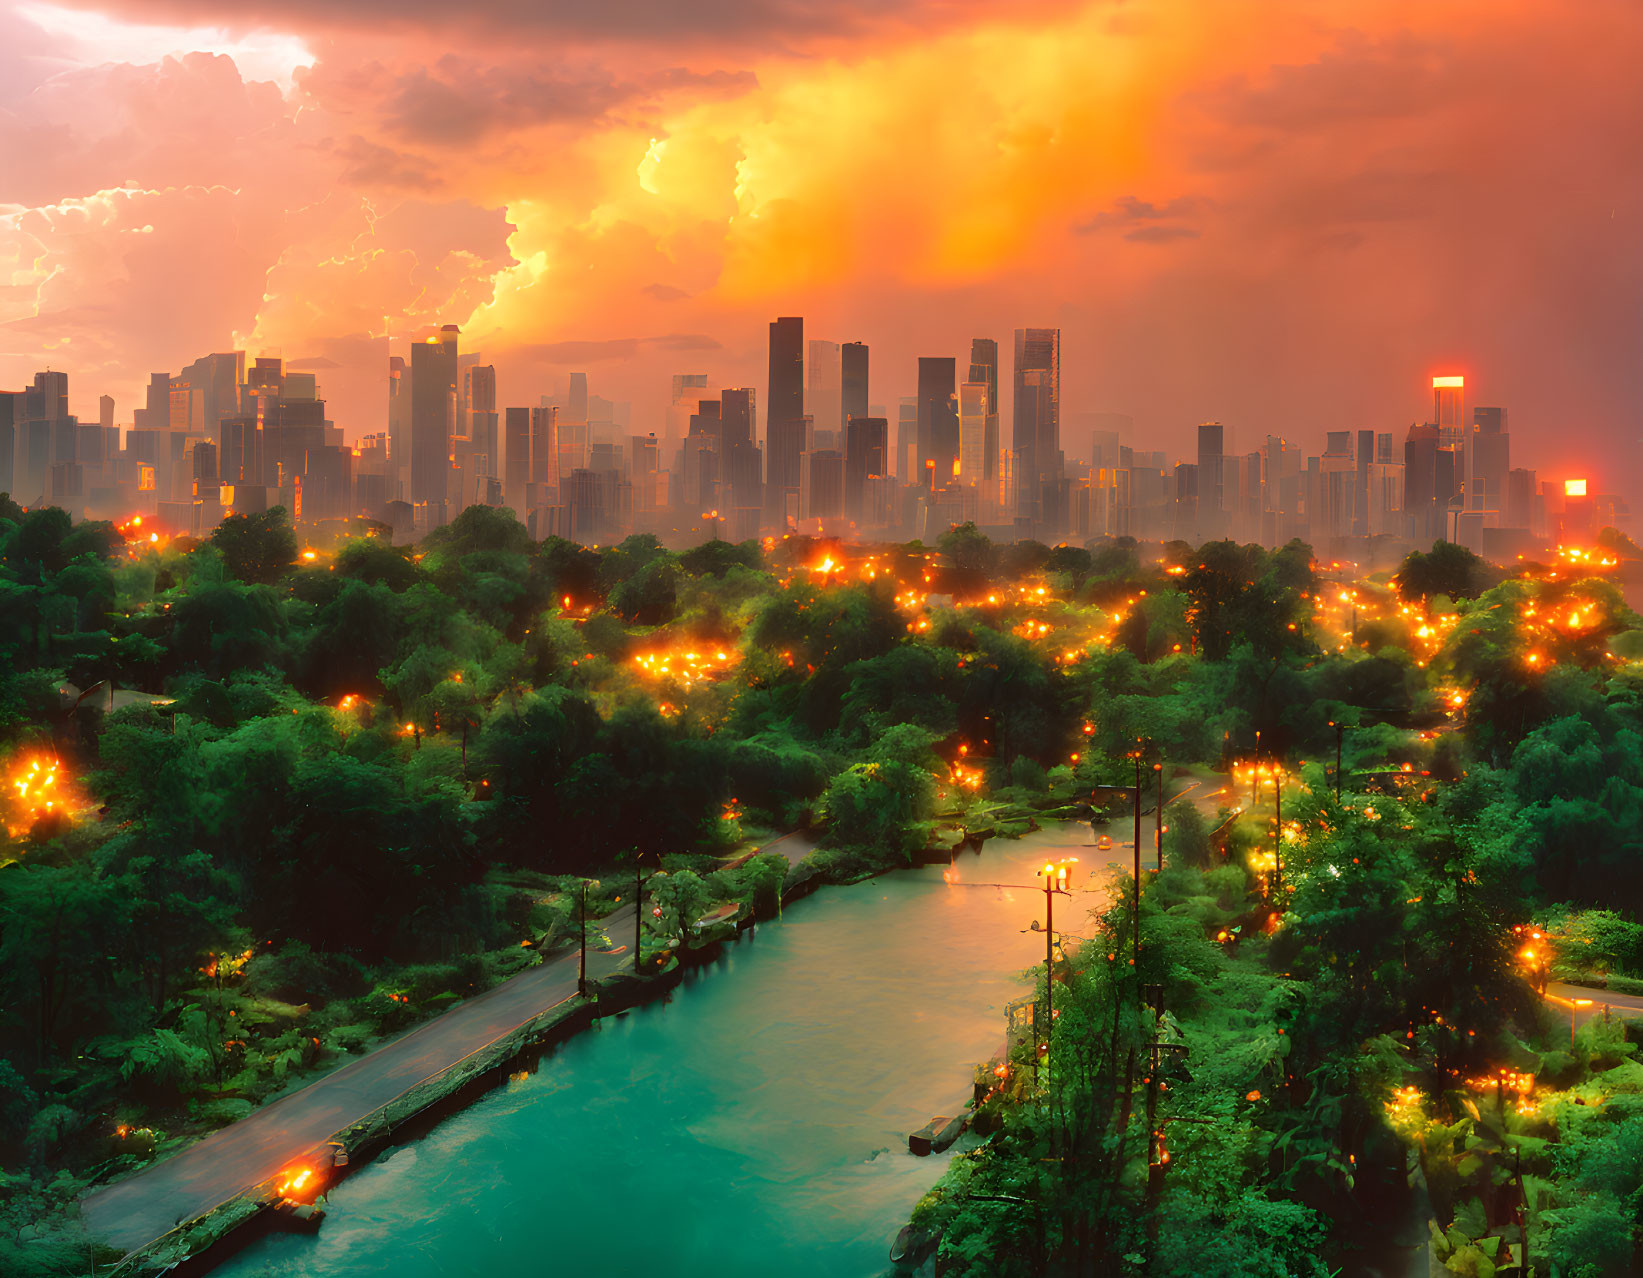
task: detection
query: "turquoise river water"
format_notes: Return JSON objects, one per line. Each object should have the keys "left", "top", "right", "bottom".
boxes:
{"left": 215, "top": 826, "right": 1116, "bottom": 1278}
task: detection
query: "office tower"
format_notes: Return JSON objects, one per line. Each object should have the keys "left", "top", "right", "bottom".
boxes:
{"left": 0, "top": 392, "right": 14, "bottom": 496}
{"left": 721, "top": 388, "right": 761, "bottom": 513}
{"left": 1507, "top": 467, "right": 1537, "bottom": 531}
{"left": 504, "top": 407, "right": 531, "bottom": 514}
{"left": 968, "top": 339, "right": 1000, "bottom": 489}
{"left": 411, "top": 326, "right": 459, "bottom": 523}
{"left": 917, "top": 357, "right": 958, "bottom": 484}
{"left": 668, "top": 374, "right": 712, "bottom": 445}
{"left": 804, "top": 449, "right": 844, "bottom": 521}
{"left": 1433, "top": 376, "right": 1465, "bottom": 443}
{"left": 1471, "top": 406, "right": 1509, "bottom": 516}
{"left": 1354, "top": 429, "right": 1374, "bottom": 537}
{"left": 842, "top": 342, "right": 869, "bottom": 425}
{"left": 958, "top": 381, "right": 990, "bottom": 491}
{"left": 1012, "top": 328, "right": 1061, "bottom": 525}
{"left": 721, "top": 388, "right": 755, "bottom": 448}
{"left": 685, "top": 399, "right": 722, "bottom": 511}
{"left": 219, "top": 414, "right": 263, "bottom": 487}
{"left": 1196, "top": 421, "right": 1224, "bottom": 535}
{"left": 807, "top": 340, "right": 842, "bottom": 446}
{"left": 530, "top": 407, "right": 559, "bottom": 492}
{"left": 465, "top": 364, "right": 498, "bottom": 478}
{"left": 387, "top": 356, "right": 409, "bottom": 497}
{"left": 173, "top": 352, "right": 246, "bottom": 439}
{"left": 99, "top": 395, "right": 114, "bottom": 432}
{"left": 845, "top": 416, "right": 888, "bottom": 519}
{"left": 766, "top": 317, "right": 805, "bottom": 520}
{"left": 897, "top": 398, "right": 917, "bottom": 482}
{"left": 568, "top": 372, "right": 588, "bottom": 424}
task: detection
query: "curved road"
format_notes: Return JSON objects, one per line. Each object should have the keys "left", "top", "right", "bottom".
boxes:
{"left": 83, "top": 832, "right": 818, "bottom": 1258}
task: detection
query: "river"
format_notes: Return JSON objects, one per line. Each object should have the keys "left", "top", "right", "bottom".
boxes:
{"left": 214, "top": 825, "right": 1121, "bottom": 1278}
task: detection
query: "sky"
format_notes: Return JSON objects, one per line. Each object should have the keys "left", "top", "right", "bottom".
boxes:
{"left": 1, "top": 0, "right": 1640, "bottom": 500}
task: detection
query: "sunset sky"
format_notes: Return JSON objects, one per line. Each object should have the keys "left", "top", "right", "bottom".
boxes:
{"left": 2, "top": 0, "right": 1640, "bottom": 497}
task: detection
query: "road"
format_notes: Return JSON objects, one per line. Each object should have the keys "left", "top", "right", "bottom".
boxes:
{"left": 83, "top": 832, "right": 819, "bottom": 1258}
{"left": 1546, "top": 980, "right": 1643, "bottom": 1028}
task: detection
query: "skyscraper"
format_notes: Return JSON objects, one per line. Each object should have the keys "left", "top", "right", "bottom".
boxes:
{"left": 504, "top": 406, "right": 531, "bottom": 515}
{"left": 1471, "top": 407, "right": 1509, "bottom": 515}
{"left": 807, "top": 340, "right": 842, "bottom": 446}
{"left": 968, "top": 339, "right": 1000, "bottom": 487}
{"left": 465, "top": 364, "right": 498, "bottom": 477}
{"left": 1196, "top": 421, "right": 1224, "bottom": 535}
{"left": 842, "top": 342, "right": 869, "bottom": 426}
{"left": 1433, "top": 375, "right": 1465, "bottom": 450}
{"left": 917, "top": 357, "right": 958, "bottom": 484}
{"left": 845, "top": 415, "right": 888, "bottom": 519}
{"left": 766, "top": 317, "right": 805, "bottom": 520}
{"left": 958, "top": 381, "right": 990, "bottom": 491}
{"left": 411, "top": 326, "right": 459, "bottom": 523}
{"left": 1012, "top": 328, "right": 1061, "bottom": 526}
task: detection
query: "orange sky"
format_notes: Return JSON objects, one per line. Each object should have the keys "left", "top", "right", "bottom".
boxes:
{"left": 2, "top": 0, "right": 1641, "bottom": 497}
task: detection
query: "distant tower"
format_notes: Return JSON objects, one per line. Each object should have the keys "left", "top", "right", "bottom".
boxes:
{"left": 1013, "top": 328, "right": 1061, "bottom": 524}
{"left": 841, "top": 342, "right": 869, "bottom": 426}
{"left": 766, "top": 317, "right": 805, "bottom": 519}
{"left": 411, "top": 325, "right": 459, "bottom": 524}
{"left": 917, "top": 357, "right": 958, "bottom": 483}
{"left": 968, "top": 339, "right": 1000, "bottom": 487}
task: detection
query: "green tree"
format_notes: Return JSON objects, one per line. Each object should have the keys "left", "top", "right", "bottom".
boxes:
{"left": 210, "top": 507, "right": 298, "bottom": 585}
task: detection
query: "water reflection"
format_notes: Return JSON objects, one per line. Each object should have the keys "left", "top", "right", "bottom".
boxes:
{"left": 218, "top": 827, "right": 1120, "bottom": 1278}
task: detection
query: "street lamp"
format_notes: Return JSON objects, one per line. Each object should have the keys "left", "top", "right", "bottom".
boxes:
{"left": 1272, "top": 764, "right": 1284, "bottom": 898}
{"left": 1035, "top": 859, "right": 1077, "bottom": 1059}
{"left": 1153, "top": 761, "right": 1164, "bottom": 872}
{"left": 633, "top": 851, "right": 663, "bottom": 973}
{"left": 1328, "top": 720, "right": 1346, "bottom": 800}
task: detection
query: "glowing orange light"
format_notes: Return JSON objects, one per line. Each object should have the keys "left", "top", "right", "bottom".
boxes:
{"left": 1565, "top": 478, "right": 1587, "bottom": 497}
{"left": 1432, "top": 375, "right": 1465, "bottom": 388}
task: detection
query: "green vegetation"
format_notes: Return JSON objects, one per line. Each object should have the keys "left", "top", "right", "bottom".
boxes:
{"left": 2, "top": 504, "right": 1642, "bottom": 1274}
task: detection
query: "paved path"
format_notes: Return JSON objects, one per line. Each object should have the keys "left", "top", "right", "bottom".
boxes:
{"left": 1546, "top": 980, "right": 1643, "bottom": 1028}
{"left": 83, "top": 832, "right": 819, "bottom": 1257}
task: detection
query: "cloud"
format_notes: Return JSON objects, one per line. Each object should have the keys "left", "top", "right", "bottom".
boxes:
{"left": 642, "top": 283, "right": 691, "bottom": 301}
{"left": 1123, "top": 224, "right": 1199, "bottom": 243}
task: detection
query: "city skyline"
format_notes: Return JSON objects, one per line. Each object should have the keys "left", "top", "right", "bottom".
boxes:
{"left": 1, "top": 1, "right": 1640, "bottom": 503}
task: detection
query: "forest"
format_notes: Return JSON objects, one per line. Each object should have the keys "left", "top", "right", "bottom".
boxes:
{"left": 3, "top": 497, "right": 1643, "bottom": 1275}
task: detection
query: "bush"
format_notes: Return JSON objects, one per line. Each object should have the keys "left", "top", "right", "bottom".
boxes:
{"left": 1163, "top": 798, "right": 1212, "bottom": 868}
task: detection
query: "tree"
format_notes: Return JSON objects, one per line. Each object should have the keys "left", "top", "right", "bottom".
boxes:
{"left": 1394, "top": 540, "right": 1493, "bottom": 602}
{"left": 210, "top": 507, "right": 298, "bottom": 585}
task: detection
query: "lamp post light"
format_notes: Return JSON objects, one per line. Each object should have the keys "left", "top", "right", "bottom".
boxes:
{"left": 1329, "top": 720, "right": 1345, "bottom": 799}
{"left": 1035, "top": 859, "right": 1076, "bottom": 1062}
{"left": 1154, "top": 761, "right": 1164, "bottom": 872}
{"left": 1272, "top": 766, "right": 1284, "bottom": 899}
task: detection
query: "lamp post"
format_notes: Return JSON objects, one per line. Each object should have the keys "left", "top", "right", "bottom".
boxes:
{"left": 1154, "top": 761, "right": 1164, "bottom": 872}
{"left": 632, "top": 851, "right": 661, "bottom": 974}
{"left": 1035, "top": 859, "right": 1076, "bottom": 1061}
{"left": 1329, "top": 719, "right": 1345, "bottom": 799}
{"left": 1131, "top": 743, "right": 1144, "bottom": 972}
{"left": 1273, "top": 766, "right": 1284, "bottom": 899}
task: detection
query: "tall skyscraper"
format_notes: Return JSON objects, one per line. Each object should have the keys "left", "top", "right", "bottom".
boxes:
{"left": 844, "top": 416, "right": 888, "bottom": 519}
{"left": 807, "top": 340, "right": 842, "bottom": 446}
{"left": 897, "top": 397, "right": 918, "bottom": 484}
{"left": 1472, "top": 406, "right": 1509, "bottom": 515}
{"left": 504, "top": 406, "right": 531, "bottom": 515}
{"left": 842, "top": 342, "right": 869, "bottom": 425}
{"left": 410, "top": 326, "right": 459, "bottom": 522}
{"left": 968, "top": 339, "right": 1000, "bottom": 486}
{"left": 1196, "top": 421, "right": 1224, "bottom": 535}
{"left": 916, "top": 357, "right": 958, "bottom": 485}
{"left": 958, "top": 381, "right": 990, "bottom": 490}
{"left": 1012, "top": 328, "right": 1061, "bottom": 525}
{"left": 766, "top": 317, "right": 805, "bottom": 520}
{"left": 465, "top": 364, "right": 498, "bottom": 477}
{"left": 1433, "top": 375, "right": 1465, "bottom": 450}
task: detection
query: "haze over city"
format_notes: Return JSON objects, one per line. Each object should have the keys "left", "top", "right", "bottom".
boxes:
{"left": 2, "top": 0, "right": 1641, "bottom": 505}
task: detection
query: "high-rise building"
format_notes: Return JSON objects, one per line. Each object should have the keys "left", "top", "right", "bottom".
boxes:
{"left": 958, "top": 382, "right": 990, "bottom": 491}
{"left": 968, "top": 339, "right": 1000, "bottom": 488}
{"left": 1196, "top": 421, "right": 1224, "bottom": 536}
{"left": 1012, "top": 328, "right": 1061, "bottom": 527}
{"left": 807, "top": 340, "right": 842, "bottom": 447}
{"left": 766, "top": 317, "right": 805, "bottom": 520}
{"left": 1433, "top": 375, "right": 1465, "bottom": 451}
{"left": 568, "top": 372, "right": 588, "bottom": 424}
{"left": 465, "top": 364, "right": 498, "bottom": 479}
{"left": 845, "top": 416, "right": 888, "bottom": 520}
{"left": 917, "top": 357, "right": 958, "bottom": 485}
{"left": 842, "top": 343, "right": 869, "bottom": 426}
{"left": 1471, "top": 406, "right": 1509, "bottom": 516}
{"left": 896, "top": 397, "right": 917, "bottom": 483}
{"left": 410, "top": 326, "right": 459, "bottom": 523}
{"left": 530, "top": 407, "right": 559, "bottom": 492}
{"left": 504, "top": 407, "right": 531, "bottom": 515}
{"left": 721, "top": 388, "right": 761, "bottom": 513}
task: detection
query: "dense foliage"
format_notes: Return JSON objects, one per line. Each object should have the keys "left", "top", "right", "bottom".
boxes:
{"left": 1, "top": 503, "right": 1641, "bottom": 1274}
